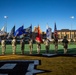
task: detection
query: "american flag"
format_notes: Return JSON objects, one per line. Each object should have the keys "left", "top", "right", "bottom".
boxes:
{"left": 54, "top": 23, "right": 58, "bottom": 39}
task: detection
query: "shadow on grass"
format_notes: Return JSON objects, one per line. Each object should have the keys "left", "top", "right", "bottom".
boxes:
{"left": 0, "top": 48, "right": 76, "bottom": 57}
{"left": 21, "top": 48, "right": 76, "bottom": 58}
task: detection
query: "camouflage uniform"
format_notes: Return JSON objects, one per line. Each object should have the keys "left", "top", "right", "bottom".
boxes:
{"left": 62, "top": 36, "right": 68, "bottom": 54}
{"left": 37, "top": 42, "right": 41, "bottom": 54}
{"left": 20, "top": 38, "right": 25, "bottom": 54}
{"left": 1, "top": 39, "right": 6, "bottom": 55}
{"left": 12, "top": 37, "right": 17, "bottom": 54}
{"left": 44, "top": 39, "right": 50, "bottom": 53}
{"left": 53, "top": 38, "right": 58, "bottom": 53}
{"left": 29, "top": 39, "right": 33, "bottom": 54}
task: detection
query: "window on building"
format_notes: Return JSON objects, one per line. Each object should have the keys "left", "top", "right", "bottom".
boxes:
{"left": 61, "top": 34, "right": 64, "bottom": 38}
{"left": 66, "top": 34, "right": 69, "bottom": 39}
{"left": 72, "top": 34, "right": 74, "bottom": 38}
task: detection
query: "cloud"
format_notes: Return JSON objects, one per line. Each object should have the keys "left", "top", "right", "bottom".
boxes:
{"left": 70, "top": 16, "right": 74, "bottom": 19}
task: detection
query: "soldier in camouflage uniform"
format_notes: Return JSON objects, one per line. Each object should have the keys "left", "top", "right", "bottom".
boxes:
{"left": 29, "top": 38, "right": 33, "bottom": 54}
{"left": 44, "top": 38, "right": 50, "bottom": 53}
{"left": 12, "top": 37, "right": 17, "bottom": 54}
{"left": 53, "top": 38, "right": 58, "bottom": 53}
{"left": 1, "top": 37, "right": 6, "bottom": 55}
{"left": 37, "top": 42, "right": 41, "bottom": 54}
{"left": 20, "top": 37, "right": 25, "bottom": 54}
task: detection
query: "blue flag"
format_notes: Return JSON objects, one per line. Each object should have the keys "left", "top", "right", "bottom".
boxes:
{"left": 14, "top": 25, "right": 25, "bottom": 36}
{"left": 25, "top": 25, "right": 32, "bottom": 33}
{"left": 46, "top": 26, "right": 52, "bottom": 41}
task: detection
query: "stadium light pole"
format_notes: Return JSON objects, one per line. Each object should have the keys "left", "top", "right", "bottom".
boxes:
{"left": 70, "top": 16, "right": 74, "bottom": 40}
{"left": 4, "top": 16, "right": 8, "bottom": 32}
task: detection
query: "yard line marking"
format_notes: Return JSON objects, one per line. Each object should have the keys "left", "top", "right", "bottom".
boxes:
{"left": 42, "top": 53, "right": 57, "bottom": 56}
{"left": 26, "top": 60, "right": 44, "bottom": 75}
{"left": 33, "top": 60, "right": 39, "bottom": 65}
{"left": 0, "top": 60, "right": 47, "bottom": 75}
{"left": 0, "top": 63, "right": 16, "bottom": 69}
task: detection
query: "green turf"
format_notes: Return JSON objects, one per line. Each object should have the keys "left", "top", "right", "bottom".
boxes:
{"left": 0, "top": 43, "right": 76, "bottom": 55}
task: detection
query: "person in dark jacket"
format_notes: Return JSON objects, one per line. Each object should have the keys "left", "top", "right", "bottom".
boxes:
{"left": 62, "top": 36, "right": 69, "bottom": 54}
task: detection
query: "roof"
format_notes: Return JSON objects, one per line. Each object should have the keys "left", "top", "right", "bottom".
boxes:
{"left": 57, "top": 29, "right": 76, "bottom": 32}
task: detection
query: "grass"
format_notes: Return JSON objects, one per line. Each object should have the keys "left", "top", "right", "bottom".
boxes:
{"left": 0, "top": 43, "right": 76, "bottom": 75}
{"left": 0, "top": 55, "right": 76, "bottom": 75}
{"left": 0, "top": 43, "right": 76, "bottom": 55}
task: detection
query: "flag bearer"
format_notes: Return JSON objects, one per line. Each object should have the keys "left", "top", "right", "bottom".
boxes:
{"left": 20, "top": 37, "right": 25, "bottom": 54}
{"left": 53, "top": 38, "right": 58, "bottom": 53}
{"left": 29, "top": 38, "right": 33, "bottom": 54}
{"left": 1, "top": 37, "right": 6, "bottom": 55}
{"left": 12, "top": 37, "right": 17, "bottom": 54}
{"left": 44, "top": 38, "right": 50, "bottom": 53}
{"left": 36, "top": 42, "right": 41, "bottom": 54}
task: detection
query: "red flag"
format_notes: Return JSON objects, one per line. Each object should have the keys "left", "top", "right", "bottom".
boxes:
{"left": 35, "top": 25, "right": 43, "bottom": 43}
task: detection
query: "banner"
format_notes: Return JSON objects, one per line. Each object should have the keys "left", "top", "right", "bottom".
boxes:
{"left": 7, "top": 25, "right": 15, "bottom": 38}
{"left": 46, "top": 26, "right": 52, "bottom": 41}
{"left": 35, "top": 25, "right": 43, "bottom": 43}
{"left": 25, "top": 25, "right": 32, "bottom": 33}
{"left": 14, "top": 25, "right": 25, "bottom": 36}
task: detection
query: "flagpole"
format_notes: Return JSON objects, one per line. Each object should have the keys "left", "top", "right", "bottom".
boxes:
{"left": 4, "top": 16, "right": 8, "bottom": 32}
{"left": 70, "top": 16, "right": 74, "bottom": 40}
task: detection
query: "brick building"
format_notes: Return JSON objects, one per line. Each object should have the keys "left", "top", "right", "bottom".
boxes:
{"left": 57, "top": 29, "right": 76, "bottom": 41}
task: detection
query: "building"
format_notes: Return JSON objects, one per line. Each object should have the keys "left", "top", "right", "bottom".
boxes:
{"left": 33, "top": 27, "right": 76, "bottom": 41}
{"left": 57, "top": 29, "right": 76, "bottom": 41}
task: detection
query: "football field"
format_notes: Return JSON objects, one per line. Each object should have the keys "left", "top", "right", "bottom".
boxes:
{"left": 0, "top": 43, "right": 76, "bottom": 55}
{"left": 0, "top": 43, "right": 76, "bottom": 75}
